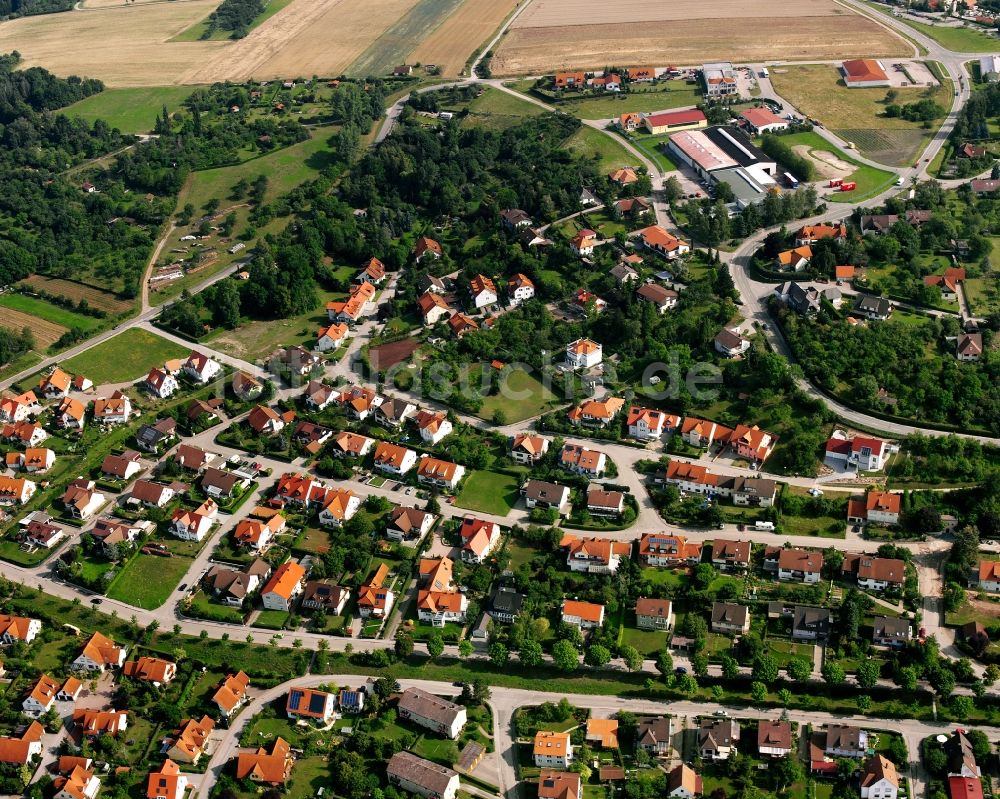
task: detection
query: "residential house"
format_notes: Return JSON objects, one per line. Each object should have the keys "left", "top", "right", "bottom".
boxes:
{"left": 303, "top": 380, "right": 338, "bottom": 411}
{"left": 386, "top": 752, "right": 459, "bottom": 799}
{"left": 534, "top": 731, "right": 573, "bottom": 768}
{"left": 776, "top": 246, "right": 812, "bottom": 272}
{"left": 945, "top": 731, "right": 980, "bottom": 778}
{"left": 792, "top": 606, "right": 831, "bottom": 641}
{"left": 417, "top": 589, "right": 468, "bottom": 627}
{"left": 508, "top": 273, "right": 535, "bottom": 305}
{"left": 38, "top": 368, "right": 72, "bottom": 400}
{"left": 101, "top": 450, "right": 142, "bottom": 481}
{"left": 260, "top": 561, "right": 306, "bottom": 611}
{"left": 637, "top": 225, "right": 690, "bottom": 259}
{"left": 758, "top": 720, "right": 792, "bottom": 758}
{"left": 459, "top": 516, "right": 500, "bottom": 564}
{"left": 418, "top": 291, "right": 452, "bottom": 325}
{"left": 732, "top": 477, "right": 777, "bottom": 508}
{"left": 331, "top": 431, "right": 375, "bottom": 459}
{"left": 825, "top": 725, "right": 868, "bottom": 758}
{"left": 286, "top": 687, "right": 335, "bottom": 725}
{"left": 488, "top": 587, "right": 524, "bottom": 624}
{"left": 681, "top": 417, "right": 727, "bottom": 448}
{"left": 854, "top": 294, "right": 893, "bottom": 321}
{"left": 201, "top": 467, "right": 248, "bottom": 499}
{"left": 415, "top": 410, "right": 452, "bottom": 444}
{"left": 317, "top": 488, "right": 361, "bottom": 527}
{"left": 703, "top": 62, "right": 737, "bottom": 96}
{"left": 559, "top": 443, "right": 607, "bottom": 477}
{"left": 448, "top": 312, "right": 479, "bottom": 338}
{"left": 123, "top": 656, "right": 176, "bottom": 685}
{"left": 301, "top": 581, "right": 349, "bottom": 615}
{"left": 414, "top": 236, "right": 443, "bottom": 261}
{"left": 146, "top": 761, "right": 188, "bottom": 799}
{"left": 61, "top": 479, "right": 105, "bottom": 520}
{"left": 204, "top": 560, "right": 271, "bottom": 606}
{"left": 135, "top": 418, "right": 177, "bottom": 454}
{"left": 560, "top": 599, "right": 605, "bottom": 629}
{"left": 374, "top": 397, "right": 417, "bottom": 428}
{"left": 636, "top": 283, "right": 679, "bottom": 314}
{"left": 53, "top": 764, "right": 101, "bottom": 799}
{"left": 729, "top": 424, "right": 776, "bottom": 464}
{"left": 0, "top": 476, "right": 36, "bottom": 506}
{"left": 174, "top": 444, "right": 215, "bottom": 472}
{"left": 316, "top": 323, "right": 349, "bottom": 352}
{"left": 825, "top": 433, "right": 891, "bottom": 472}
{"left": 74, "top": 709, "right": 128, "bottom": 736}
{"left": 699, "top": 718, "right": 740, "bottom": 760}
{"left": 212, "top": 672, "right": 250, "bottom": 719}
{"left": 165, "top": 715, "right": 214, "bottom": 764}
{"left": 232, "top": 371, "right": 264, "bottom": 401}
{"left": 22, "top": 674, "right": 60, "bottom": 717}
{"left": 70, "top": 632, "right": 127, "bottom": 671}
{"left": 183, "top": 351, "right": 222, "bottom": 384}
{"left": 145, "top": 368, "right": 179, "bottom": 399}
{"left": 569, "top": 229, "right": 598, "bottom": 257}
{"left": 564, "top": 338, "right": 602, "bottom": 369}
{"left": 3, "top": 420, "right": 48, "bottom": 446}
{"left": 711, "top": 602, "right": 750, "bottom": 634}
{"left": 170, "top": 499, "right": 218, "bottom": 542}
{"left": 667, "top": 764, "right": 703, "bottom": 799}
{"left": 948, "top": 777, "right": 983, "bottom": 799}
{"left": 613, "top": 196, "right": 653, "bottom": 218}
{"left": 873, "top": 616, "right": 912, "bottom": 648}
{"left": 386, "top": 506, "right": 436, "bottom": 542}
{"left": 373, "top": 441, "right": 417, "bottom": 475}
{"left": 975, "top": 561, "right": 1000, "bottom": 593}
{"left": 538, "top": 771, "right": 581, "bottom": 799}
{"left": 500, "top": 209, "right": 533, "bottom": 231}
{"left": 957, "top": 332, "right": 983, "bottom": 362}
{"left": 90, "top": 519, "right": 144, "bottom": 557}
{"left": 92, "top": 392, "right": 132, "bottom": 425}
{"left": 469, "top": 274, "right": 498, "bottom": 311}
{"left": 711, "top": 539, "right": 752, "bottom": 572}
{"left": 338, "top": 688, "right": 365, "bottom": 714}
{"left": 0, "top": 721, "right": 43, "bottom": 764}
{"left": 235, "top": 738, "right": 293, "bottom": 785}
{"left": 639, "top": 532, "right": 701, "bottom": 567}
{"left": 843, "top": 554, "right": 906, "bottom": 591}
{"left": 277, "top": 344, "right": 321, "bottom": 376}
{"left": 274, "top": 473, "right": 325, "bottom": 507}
{"left": 23, "top": 518, "right": 64, "bottom": 549}
{"left": 247, "top": 405, "right": 285, "bottom": 436}
{"left": 635, "top": 597, "right": 673, "bottom": 630}
{"left": 636, "top": 717, "right": 671, "bottom": 756}
{"left": 355, "top": 257, "right": 387, "bottom": 285}
{"left": 714, "top": 327, "right": 751, "bottom": 358}
{"left": 608, "top": 167, "right": 639, "bottom": 185}
{"left": 795, "top": 223, "right": 847, "bottom": 246}
{"left": 610, "top": 261, "right": 640, "bottom": 285}
{"left": 627, "top": 406, "right": 668, "bottom": 440}
{"left": 587, "top": 489, "right": 624, "bottom": 516}
{"left": 293, "top": 421, "right": 334, "bottom": 454}
{"left": 741, "top": 106, "right": 788, "bottom": 133}
{"left": 357, "top": 563, "right": 394, "bottom": 618}
{"left": 326, "top": 281, "right": 375, "bottom": 325}
{"left": 510, "top": 433, "right": 550, "bottom": 464}
{"left": 567, "top": 397, "right": 624, "bottom": 428}
{"left": 0, "top": 391, "right": 39, "bottom": 423}
{"left": 8, "top": 447, "right": 55, "bottom": 473}
{"left": 847, "top": 491, "right": 901, "bottom": 526}
{"left": 398, "top": 687, "right": 467, "bottom": 739}
{"left": 522, "top": 480, "right": 571, "bottom": 516}
{"left": 564, "top": 536, "right": 629, "bottom": 574}
{"left": 586, "top": 719, "right": 619, "bottom": 749}
{"left": 765, "top": 547, "right": 823, "bottom": 583}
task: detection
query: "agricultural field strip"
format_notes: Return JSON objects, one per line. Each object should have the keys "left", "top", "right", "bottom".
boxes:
{"left": 409, "top": 0, "right": 522, "bottom": 76}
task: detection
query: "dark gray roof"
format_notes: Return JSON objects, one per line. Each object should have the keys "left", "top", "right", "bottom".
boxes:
{"left": 793, "top": 605, "right": 830, "bottom": 635}
{"left": 489, "top": 587, "right": 524, "bottom": 616}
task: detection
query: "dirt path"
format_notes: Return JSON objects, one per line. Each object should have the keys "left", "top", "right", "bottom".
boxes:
{"left": 141, "top": 221, "right": 176, "bottom": 313}
{"left": 792, "top": 143, "right": 853, "bottom": 180}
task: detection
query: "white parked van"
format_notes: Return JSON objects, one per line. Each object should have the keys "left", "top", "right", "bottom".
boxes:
{"left": 754, "top": 521, "right": 775, "bottom": 531}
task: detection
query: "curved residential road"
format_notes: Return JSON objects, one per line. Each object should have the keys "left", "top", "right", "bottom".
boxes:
{"left": 195, "top": 673, "right": 1000, "bottom": 799}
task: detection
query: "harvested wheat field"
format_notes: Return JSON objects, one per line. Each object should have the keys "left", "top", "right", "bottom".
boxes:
{"left": 410, "top": 0, "right": 521, "bottom": 76}
{"left": 80, "top": 0, "right": 165, "bottom": 7}
{"left": 492, "top": 0, "right": 911, "bottom": 75}
{"left": 180, "top": 0, "right": 420, "bottom": 83}
{"left": 0, "top": 0, "right": 225, "bottom": 86}
{"left": 20, "top": 276, "right": 133, "bottom": 314}
{"left": 0, "top": 308, "right": 68, "bottom": 350}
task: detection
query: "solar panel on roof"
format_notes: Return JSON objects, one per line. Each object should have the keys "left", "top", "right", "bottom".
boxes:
{"left": 308, "top": 693, "right": 326, "bottom": 714}
{"left": 288, "top": 689, "right": 302, "bottom": 710}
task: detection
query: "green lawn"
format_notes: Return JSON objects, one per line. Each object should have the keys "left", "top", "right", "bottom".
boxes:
{"left": 285, "top": 756, "right": 331, "bottom": 799}
{"left": 467, "top": 87, "right": 546, "bottom": 118}
{"left": 454, "top": 470, "right": 519, "bottom": 516}
{"left": 172, "top": 0, "right": 296, "bottom": 41}
{"left": 61, "top": 328, "right": 188, "bottom": 384}
{"left": 769, "top": 63, "right": 952, "bottom": 166}
{"left": 413, "top": 735, "right": 459, "bottom": 765}
{"left": 253, "top": 609, "right": 291, "bottom": 630}
{"left": 476, "top": 367, "right": 556, "bottom": 423}
{"left": 0, "top": 294, "right": 101, "bottom": 332}
{"left": 965, "top": 275, "right": 1000, "bottom": 316}
{"left": 620, "top": 624, "right": 671, "bottom": 657}
{"left": 540, "top": 82, "right": 703, "bottom": 119}
{"left": 106, "top": 553, "right": 194, "bottom": 609}
{"left": 562, "top": 126, "right": 640, "bottom": 174}
{"left": 770, "top": 130, "right": 896, "bottom": 202}
{"left": 893, "top": 16, "right": 1000, "bottom": 52}
{"left": 620, "top": 131, "right": 679, "bottom": 175}
{"left": 768, "top": 638, "right": 815, "bottom": 668}
{"left": 64, "top": 86, "right": 194, "bottom": 134}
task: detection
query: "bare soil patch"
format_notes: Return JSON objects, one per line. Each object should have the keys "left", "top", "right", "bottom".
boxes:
{"left": 792, "top": 144, "right": 853, "bottom": 180}
{"left": 410, "top": 0, "right": 521, "bottom": 76}
{"left": 370, "top": 338, "right": 421, "bottom": 371}
{"left": 0, "top": 308, "right": 68, "bottom": 350}
{"left": 492, "top": 16, "right": 909, "bottom": 76}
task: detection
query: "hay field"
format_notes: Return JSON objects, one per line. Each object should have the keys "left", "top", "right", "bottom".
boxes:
{"left": 410, "top": 0, "right": 522, "bottom": 76}
{"left": 80, "top": 0, "right": 161, "bottom": 7}
{"left": 0, "top": 0, "right": 225, "bottom": 87}
{"left": 20, "top": 276, "right": 133, "bottom": 314}
{"left": 179, "top": 0, "right": 420, "bottom": 83}
{"left": 492, "top": 0, "right": 910, "bottom": 76}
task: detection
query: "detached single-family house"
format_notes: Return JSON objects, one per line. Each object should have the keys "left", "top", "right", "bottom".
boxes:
{"left": 387, "top": 752, "right": 459, "bottom": 799}
{"left": 825, "top": 724, "right": 868, "bottom": 758}
{"left": 183, "top": 351, "right": 222, "bottom": 384}
{"left": 123, "top": 656, "right": 176, "bottom": 686}
{"left": 212, "top": 672, "right": 250, "bottom": 719}
{"left": 170, "top": 499, "right": 218, "bottom": 542}
{"left": 758, "top": 720, "right": 792, "bottom": 758}
{"left": 561, "top": 599, "right": 605, "bottom": 629}
{"left": 699, "top": 719, "right": 740, "bottom": 761}
{"left": 373, "top": 441, "right": 417, "bottom": 475}
{"left": 534, "top": 731, "right": 573, "bottom": 769}
{"left": 711, "top": 602, "right": 750, "bottom": 634}
{"left": 92, "top": 392, "right": 132, "bottom": 425}
{"left": 286, "top": 687, "right": 335, "bottom": 725}
{"left": 260, "top": 561, "right": 306, "bottom": 611}
{"left": 459, "top": 516, "right": 500, "bottom": 564}
{"left": 565, "top": 338, "right": 602, "bottom": 369}
{"left": 635, "top": 597, "right": 673, "bottom": 630}
{"left": 522, "top": 480, "right": 571, "bottom": 516}
{"left": 144, "top": 368, "right": 179, "bottom": 399}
